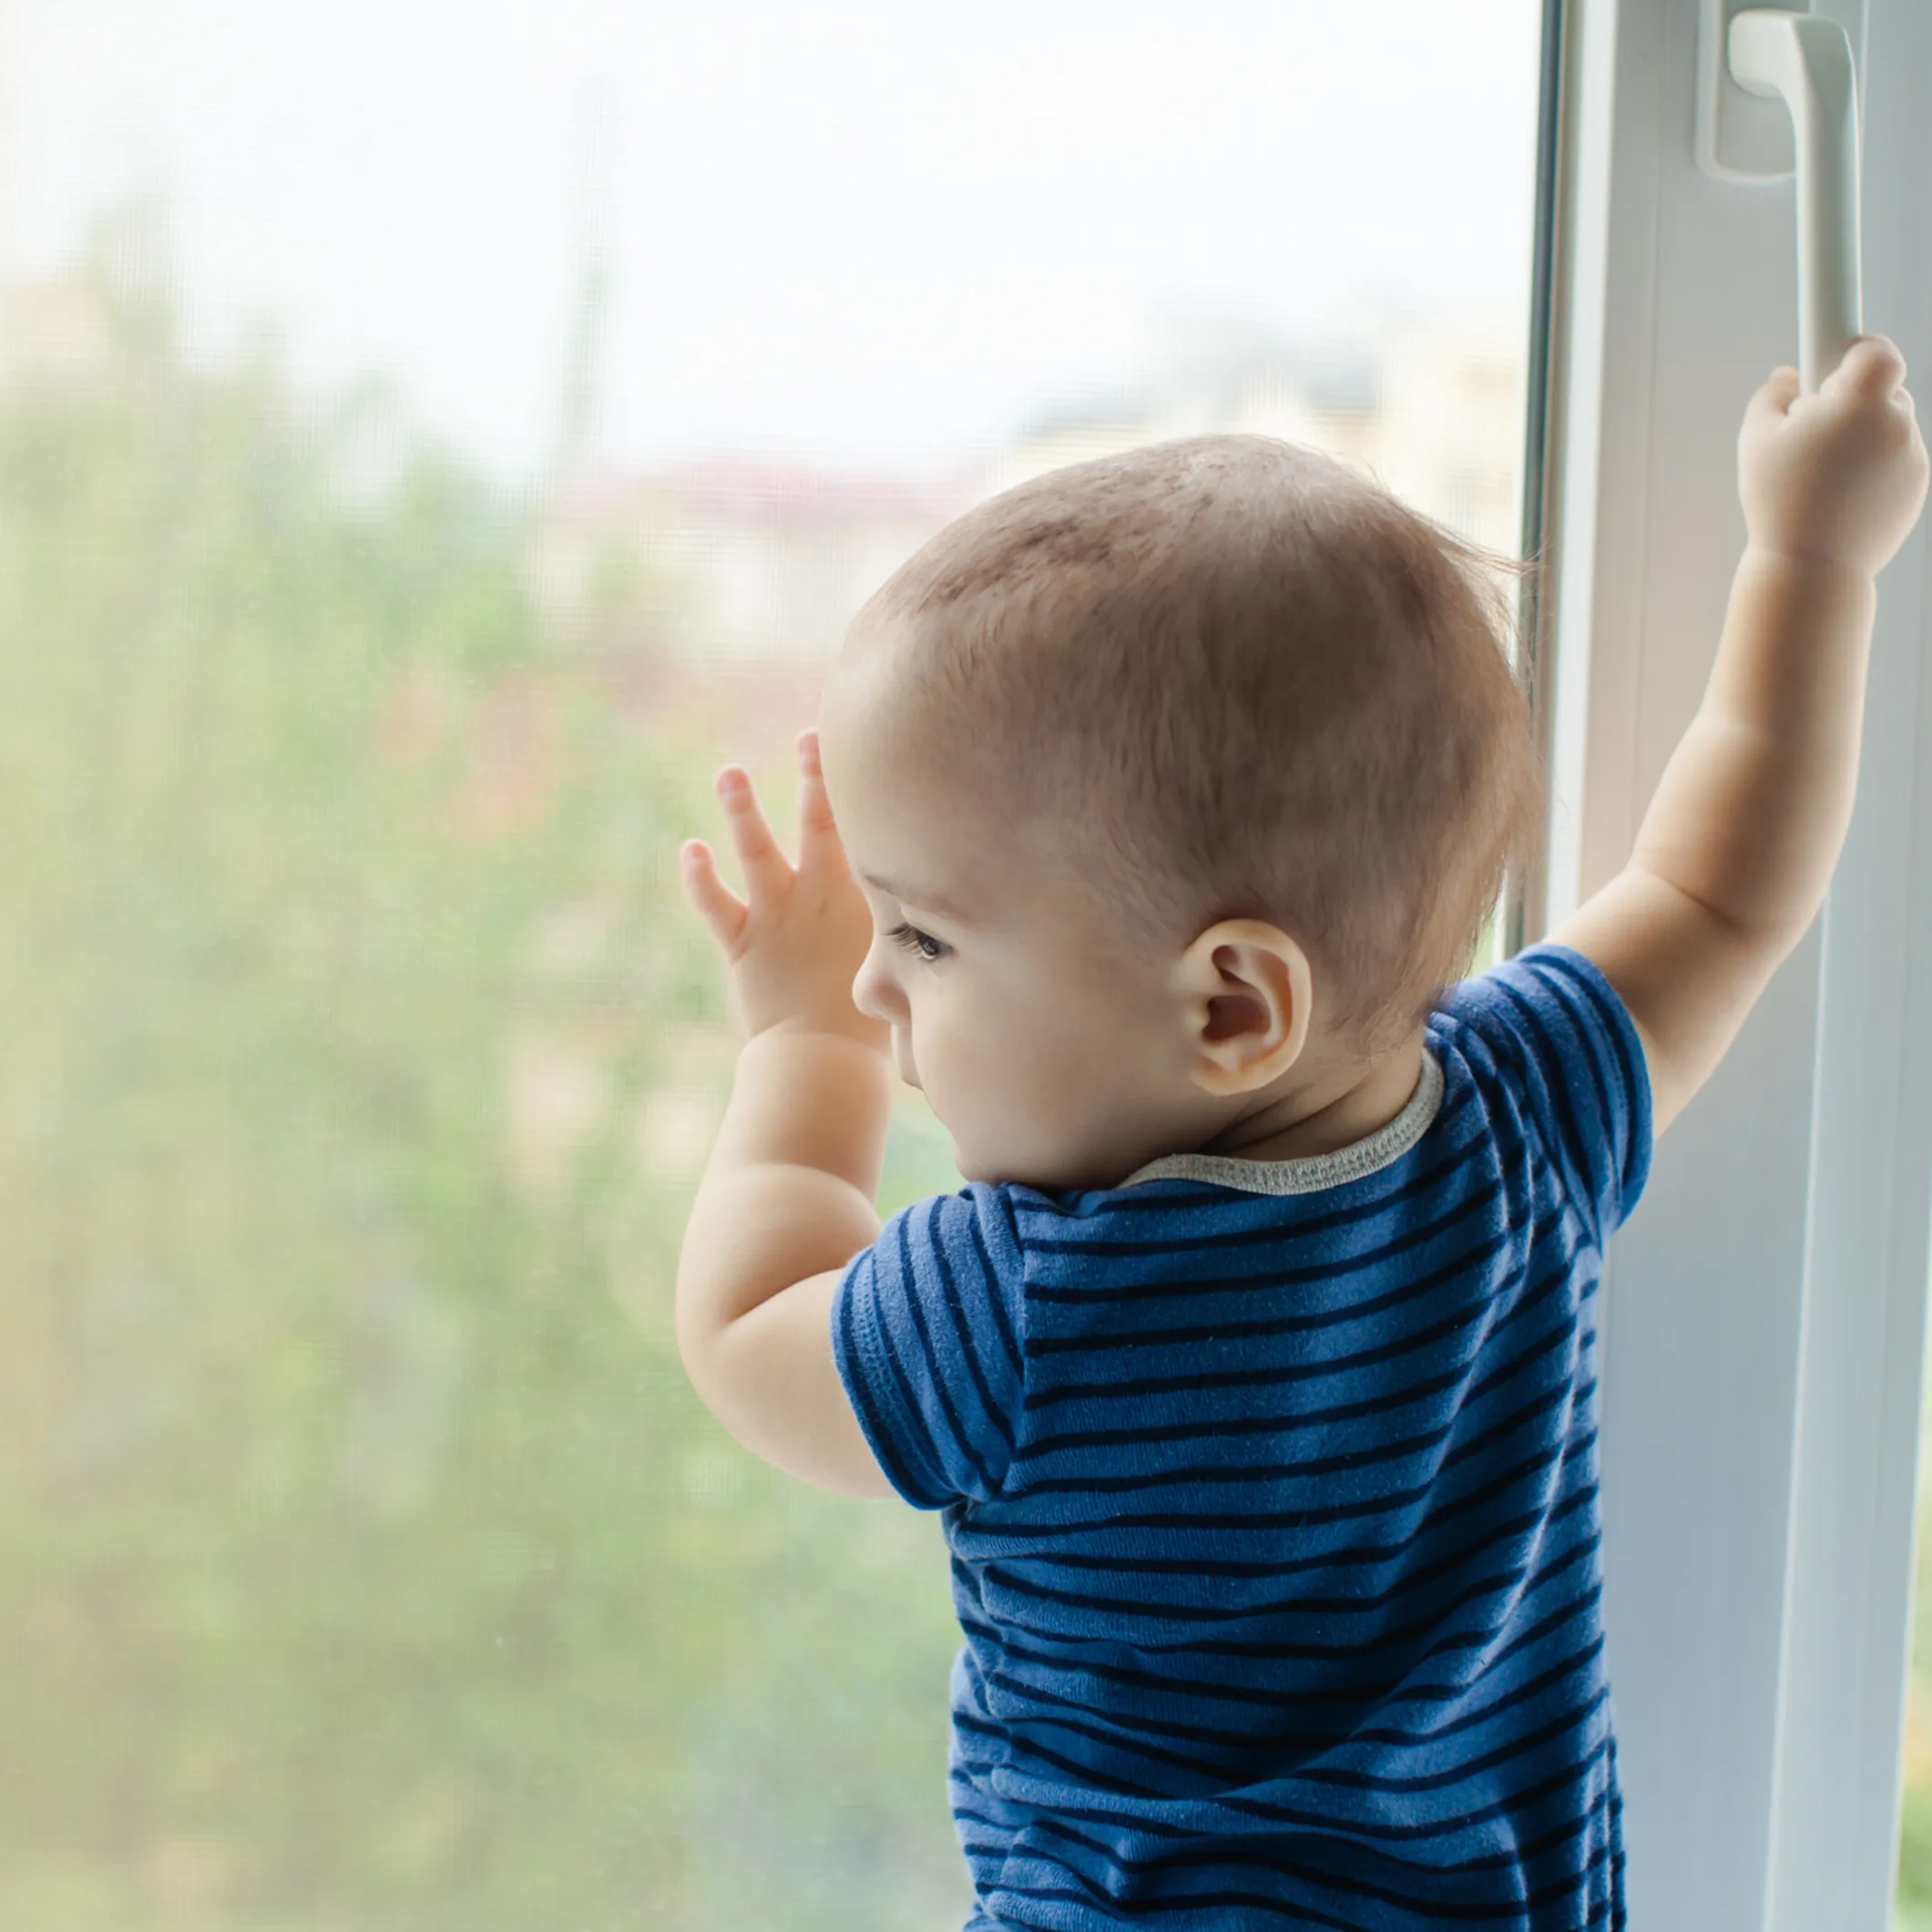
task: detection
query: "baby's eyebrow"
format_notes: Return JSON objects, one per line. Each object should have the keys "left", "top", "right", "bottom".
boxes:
{"left": 857, "top": 869, "right": 972, "bottom": 924}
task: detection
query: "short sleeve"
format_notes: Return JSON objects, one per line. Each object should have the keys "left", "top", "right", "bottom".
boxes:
{"left": 1436, "top": 941, "right": 1654, "bottom": 1249}
{"left": 830, "top": 1182, "right": 1029, "bottom": 1509}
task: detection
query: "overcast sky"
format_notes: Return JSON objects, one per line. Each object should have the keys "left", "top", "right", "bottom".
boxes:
{"left": 2, "top": 0, "right": 1544, "bottom": 485}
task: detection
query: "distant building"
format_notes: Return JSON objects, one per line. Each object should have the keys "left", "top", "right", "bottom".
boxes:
{"left": 0, "top": 264, "right": 1527, "bottom": 675}
{"left": 526, "top": 301, "right": 1528, "bottom": 670}
{"left": 986, "top": 303, "right": 1524, "bottom": 559}
{"left": 525, "top": 461, "right": 978, "bottom": 669}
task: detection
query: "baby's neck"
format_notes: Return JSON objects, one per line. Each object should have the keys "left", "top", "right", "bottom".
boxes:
{"left": 1201, "top": 1034, "right": 1427, "bottom": 1164}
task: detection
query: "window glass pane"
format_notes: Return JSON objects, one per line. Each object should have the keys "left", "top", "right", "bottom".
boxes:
{"left": 0, "top": 3, "right": 1546, "bottom": 1925}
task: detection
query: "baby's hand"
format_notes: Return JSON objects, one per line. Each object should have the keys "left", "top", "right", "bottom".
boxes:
{"left": 681, "top": 730, "right": 890, "bottom": 1052}
{"left": 1739, "top": 334, "right": 1929, "bottom": 575}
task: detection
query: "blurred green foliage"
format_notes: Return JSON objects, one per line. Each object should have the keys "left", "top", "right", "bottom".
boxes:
{"left": 0, "top": 206, "right": 972, "bottom": 1930}
{"left": 1901, "top": 1446, "right": 1932, "bottom": 1927}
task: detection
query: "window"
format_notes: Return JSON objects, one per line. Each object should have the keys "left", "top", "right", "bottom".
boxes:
{"left": 1536, "top": 2, "right": 1932, "bottom": 1926}
{"left": 8, "top": 1, "right": 1927, "bottom": 1926}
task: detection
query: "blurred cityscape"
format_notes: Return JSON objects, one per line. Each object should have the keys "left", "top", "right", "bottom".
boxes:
{"left": 2, "top": 257, "right": 1527, "bottom": 773}
{"left": 526, "top": 299, "right": 1524, "bottom": 662}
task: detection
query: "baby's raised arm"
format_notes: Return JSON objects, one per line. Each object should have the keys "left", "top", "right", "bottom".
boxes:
{"left": 1551, "top": 335, "right": 1928, "bottom": 1139}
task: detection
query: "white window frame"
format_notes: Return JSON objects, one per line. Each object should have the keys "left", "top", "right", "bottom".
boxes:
{"left": 1529, "top": 0, "right": 1932, "bottom": 1924}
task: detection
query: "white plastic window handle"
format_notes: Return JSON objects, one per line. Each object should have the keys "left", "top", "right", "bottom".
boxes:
{"left": 1727, "top": 8, "right": 1864, "bottom": 394}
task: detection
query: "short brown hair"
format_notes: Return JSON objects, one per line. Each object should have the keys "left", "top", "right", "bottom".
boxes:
{"left": 846, "top": 434, "right": 1547, "bottom": 1064}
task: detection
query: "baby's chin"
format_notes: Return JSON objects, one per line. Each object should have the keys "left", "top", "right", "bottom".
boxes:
{"left": 949, "top": 1141, "right": 1096, "bottom": 1193}
{"left": 949, "top": 1139, "right": 1006, "bottom": 1188}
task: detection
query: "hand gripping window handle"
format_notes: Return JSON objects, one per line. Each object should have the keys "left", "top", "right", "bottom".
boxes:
{"left": 1700, "top": 5, "right": 1864, "bottom": 395}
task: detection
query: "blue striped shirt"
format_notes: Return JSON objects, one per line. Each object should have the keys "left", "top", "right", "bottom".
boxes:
{"left": 832, "top": 942, "right": 1652, "bottom": 1930}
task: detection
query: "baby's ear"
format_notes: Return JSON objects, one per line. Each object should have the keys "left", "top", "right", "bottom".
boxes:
{"left": 1175, "top": 919, "right": 1314, "bottom": 1094}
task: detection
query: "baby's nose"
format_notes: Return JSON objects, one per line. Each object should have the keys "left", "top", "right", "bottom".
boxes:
{"left": 850, "top": 956, "right": 892, "bottom": 1023}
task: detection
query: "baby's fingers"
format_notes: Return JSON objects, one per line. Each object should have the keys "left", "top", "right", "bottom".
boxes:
{"left": 793, "top": 729, "right": 851, "bottom": 876}
{"left": 680, "top": 838, "right": 749, "bottom": 952}
{"left": 1825, "top": 333, "right": 1906, "bottom": 402}
{"left": 711, "top": 764, "right": 793, "bottom": 905}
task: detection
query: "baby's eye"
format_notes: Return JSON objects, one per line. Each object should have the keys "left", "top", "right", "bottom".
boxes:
{"left": 886, "top": 921, "right": 949, "bottom": 964}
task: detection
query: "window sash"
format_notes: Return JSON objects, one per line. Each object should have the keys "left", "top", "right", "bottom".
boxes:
{"left": 1537, "top": 0, "right": 1932, "bottom": 1923}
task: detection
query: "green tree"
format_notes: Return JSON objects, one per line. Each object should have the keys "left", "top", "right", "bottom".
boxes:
{"left": 0, "top": 203, "right": 970, "bottom": 1932}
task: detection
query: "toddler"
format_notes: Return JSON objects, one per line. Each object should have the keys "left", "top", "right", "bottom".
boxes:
{"left": 675, "top": 338, "right": 1927, "bottom": 1929}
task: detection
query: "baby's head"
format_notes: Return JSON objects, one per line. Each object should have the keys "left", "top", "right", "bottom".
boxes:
{"left": 815, "top": 434, "right": 1543, "bottom": 1194}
